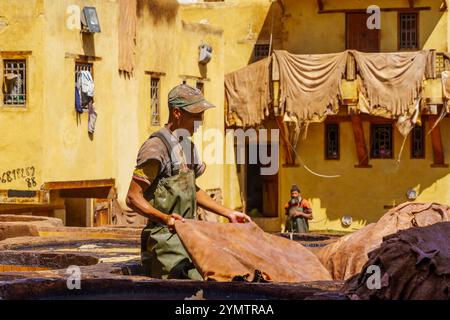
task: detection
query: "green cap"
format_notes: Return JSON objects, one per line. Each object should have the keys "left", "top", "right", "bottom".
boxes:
{"left": 168, "top": 84, "right": 215, "bottom": 114}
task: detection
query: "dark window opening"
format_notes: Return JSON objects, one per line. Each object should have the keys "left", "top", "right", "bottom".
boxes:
{"left": 253, "top": 44, "right": 270, "bottom": 62}
{"left": 371, "top": 124, "right": 393, "bottom": 159}
{"left": 3, "top": 59, "right": 26, "bottom": 106}
{"left": 411, "top": 123, "right": 425, "bottom": 158}
{"left": 399, "top": 12, "right": 418, "bottom": 49}
{"left": 325, "top": 123, "right": 340, "bottom": 160}
{"left": 151, "top": 77, "right": 160, "bottom": 126}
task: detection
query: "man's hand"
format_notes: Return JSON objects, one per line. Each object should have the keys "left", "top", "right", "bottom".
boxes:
{"left": 227, "top": 211, "right": 252, "bottom": 223}
{"left": 165, "top": 213, "right": 185, "bottom": 233}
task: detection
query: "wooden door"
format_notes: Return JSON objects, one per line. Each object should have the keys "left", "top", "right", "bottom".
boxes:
{"left": 346, "top": 13, "right": 380, "bottom": 52}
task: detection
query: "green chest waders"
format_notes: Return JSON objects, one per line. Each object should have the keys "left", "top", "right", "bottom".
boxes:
{"left": 140, "top": 131, "right": 202, "bottom": 280}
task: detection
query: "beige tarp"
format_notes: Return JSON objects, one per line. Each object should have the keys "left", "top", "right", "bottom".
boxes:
{"left": 175, "top": 220, "right": 332, "bottom": 282}
{"left": 316, "top": 202, "right": 450, "bottom": 281}
{"left": 118, "top": 0, "right": 137, "bottom": 74}
{"left": 343, "top": 222, "right": 450, "bottom": 300}
{"left": 225, "top": 57, "right": 271, "bottom": 127}
{"left": 274, "top": 50, "right": 348, "bottom": 123}
{"left": 352, "top": 50, "right": 429, "bottom": 118}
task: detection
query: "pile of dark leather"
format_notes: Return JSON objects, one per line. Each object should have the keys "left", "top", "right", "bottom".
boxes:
{"left": 317, "top": 202, "right": 450, "bottom": 281}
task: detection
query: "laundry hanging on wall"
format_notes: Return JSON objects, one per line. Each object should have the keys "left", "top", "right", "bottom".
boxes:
{"left": 225, "top": 57, "right": 271, "bottom": 127}
{"left": 273, "top": 50, "right": 348, "bottom": 123}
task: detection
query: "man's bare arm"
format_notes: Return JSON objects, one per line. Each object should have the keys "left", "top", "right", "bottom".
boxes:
{"left": 126, "top": 178, "right": 184, "bottom": 232}
{"left": 196, "top": 188, "right": 252, "bottom": 223}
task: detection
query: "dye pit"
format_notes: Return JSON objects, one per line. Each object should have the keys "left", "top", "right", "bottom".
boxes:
{"left": 0, "top": 230, "right": 345, "bottom": 300}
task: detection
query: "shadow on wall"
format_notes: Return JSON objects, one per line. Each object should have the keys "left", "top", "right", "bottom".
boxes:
{"left": 137, "top": 0, "right": 179, "bottom": 24}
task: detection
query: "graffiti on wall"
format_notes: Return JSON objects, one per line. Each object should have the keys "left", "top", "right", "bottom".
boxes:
{"left": 0, "top": 166, "right": 37, "bottom": 188}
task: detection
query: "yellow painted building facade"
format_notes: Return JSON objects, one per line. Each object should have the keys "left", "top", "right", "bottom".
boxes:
{"left": 0, "top": 0, "right": 230, "bottom": 223}
{"left": 1, "top": 0, "right": 449, "bottom": 233}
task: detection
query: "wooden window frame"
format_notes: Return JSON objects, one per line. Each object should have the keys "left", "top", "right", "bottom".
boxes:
{"left": 150, "top": 77, "right": 161, "bottom": 127}
{"left": 411, "top": 121, "right": 425, "bottom": 159}
{"left": 325, "top": 123, "right": 340, "bottom": 160}
{"left": 398, "top": 12, "right": 419, "bottom": 50}
{"left": 370, "top": 123, "right": 394, "bottom": 159}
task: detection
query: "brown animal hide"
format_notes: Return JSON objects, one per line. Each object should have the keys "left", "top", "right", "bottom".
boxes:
{"left": 175, "top": 220, "right": 332, "bottom": 282}
{"left": 317, "top": 202, "right": 450, "bottom": 281}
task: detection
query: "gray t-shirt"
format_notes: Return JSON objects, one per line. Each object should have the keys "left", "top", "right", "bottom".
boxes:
{"left": 134, "top": 129, "right": 206, "bottom": 186}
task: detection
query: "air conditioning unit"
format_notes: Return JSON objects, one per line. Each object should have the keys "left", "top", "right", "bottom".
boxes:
{"left": 81, "top": 7, "right": 101, "bottom": 33}
{"left": 199, "top": 44, "right": 212, "bottom": 65}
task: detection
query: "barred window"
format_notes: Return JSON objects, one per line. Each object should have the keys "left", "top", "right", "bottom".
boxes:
{"left": 75, "top": 62, "right": 93, "bottom": 81}
{"left": 196, "top": 81, "right": 204, "bottom": 94}
{"left": 411, "top": 123, "right": 425, "bottom": 159}
{"left": 399, "top": 12, "right": 418, "bottom": 49}
{"left": 325, "top": 123, "right": 339, "bottom": 160}
{"left": 371, "top": 124, "right": 393, "bottom": 159}
{"left": 253, "top": 44, "right": 270, "bottom": 62}
{"left": 151, "top": 77, "right": 160, "bottom": 126}
{"left": 3, "top": 59, "right": 26, "bottom": 106}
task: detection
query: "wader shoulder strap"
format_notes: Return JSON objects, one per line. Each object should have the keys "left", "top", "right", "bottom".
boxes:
{"left": 149, "top": 129, "right": 180, "bottom": 175}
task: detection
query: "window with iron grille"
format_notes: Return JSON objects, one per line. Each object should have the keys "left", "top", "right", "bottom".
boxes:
{"left": 3, "top": 59, "right": 26, "bottom": 106}
{"left": 151, "top": 77, "right": 160, "bottom": 126}
{"left": 325, "top": 123, "right": 339, "bottom": 160}
{"left": 399, "top": 12, "right": 418, "bottom": 49}
{"left": 253, "top": 44, "right": 270, "bottom": 62}
{"left": 411, "top": 123, "right": 425, "bottom": 159}
{"left": 371, "top": 124, "right": 393, "bottom": 159}
{"left": 75, "top": 62, "right": 93, "bottom": 81}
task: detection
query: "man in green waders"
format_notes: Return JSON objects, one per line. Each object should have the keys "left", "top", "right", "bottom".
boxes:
{"left": 126, "top": 84, "right": 252, "bottom": 280}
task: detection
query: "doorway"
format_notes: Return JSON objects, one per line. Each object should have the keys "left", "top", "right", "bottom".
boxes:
{"left": 241, "top": 142, "right": 279, "bottom": 218}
